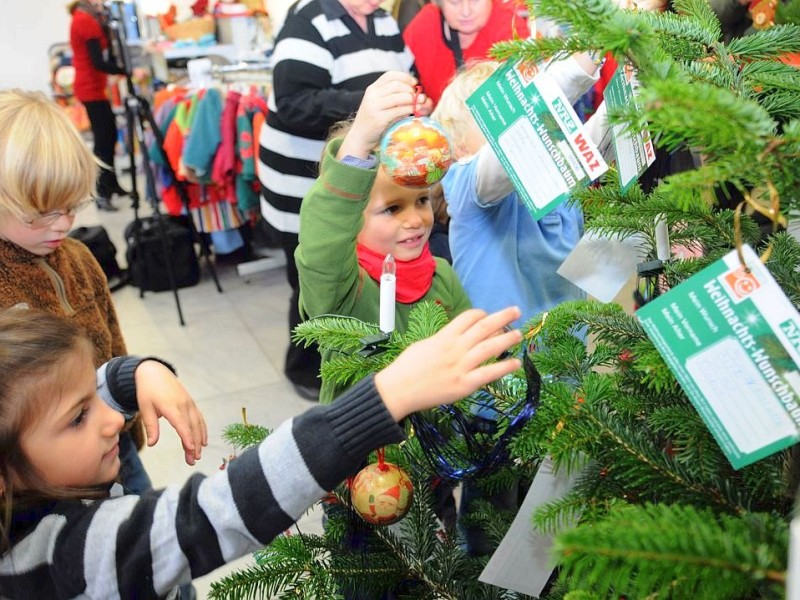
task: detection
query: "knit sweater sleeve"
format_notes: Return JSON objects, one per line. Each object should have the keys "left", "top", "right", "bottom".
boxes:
{"left": 295, "top": 138, "right": 377, "bottom": 319}
{"left": 1, "top": 375, "right": 403, "bottom": 597}
{"left": 96, "top": 357, "right": 139, "bottom": 416}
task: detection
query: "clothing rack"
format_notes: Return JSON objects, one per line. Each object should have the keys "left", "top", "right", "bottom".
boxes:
{"left": 205, "top": 60, "right": 284, "bottom": 279}
{"left": 210, "top": 61, "right": 273, "bottom": 84}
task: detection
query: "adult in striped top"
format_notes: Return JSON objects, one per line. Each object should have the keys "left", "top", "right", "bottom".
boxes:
{"left": 257, "top": 0, "right": 414, "bottom": 401}
{"left": 0, "top": 306, "right": 522, "bottom": 598}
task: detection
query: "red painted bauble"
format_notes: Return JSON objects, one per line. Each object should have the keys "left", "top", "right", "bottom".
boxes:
{"left": 380, "top": 116, "right": 453, "bottom": 188}
{"left": 350, "top": 462, "right": 414, "bottom": 526}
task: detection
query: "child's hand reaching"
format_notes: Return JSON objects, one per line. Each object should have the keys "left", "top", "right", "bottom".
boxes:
{"left": 375, "top": 306, "right": 522, "bottom": 421}
{"left": 337, "top": 71, "right": 430, "bottom": 161}
{"left": 134, "top": 361, "right": 209, "bottom": 465}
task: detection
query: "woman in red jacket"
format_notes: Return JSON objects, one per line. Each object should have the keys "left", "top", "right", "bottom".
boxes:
{"left": 403, "top": 0, "right": 529, "bottom": 106}
{"left": 69, "top": 0, "right": 127, "bottom": 211}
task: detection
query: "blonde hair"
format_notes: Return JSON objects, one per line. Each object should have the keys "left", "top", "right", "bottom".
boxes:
{"left": 431, "top": 60, "right": 500, "bottom": 156}
{"left": 0, "top": 90, "right": 98, "bottom": 219}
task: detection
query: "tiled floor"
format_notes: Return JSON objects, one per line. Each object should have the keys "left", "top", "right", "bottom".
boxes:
{"left": 74, "top": 179, "right": 323, "bottom": 597}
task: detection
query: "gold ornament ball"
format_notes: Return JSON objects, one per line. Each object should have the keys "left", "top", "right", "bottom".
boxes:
{"left": 351, "top": 462, "right": 414, "bottom": 526}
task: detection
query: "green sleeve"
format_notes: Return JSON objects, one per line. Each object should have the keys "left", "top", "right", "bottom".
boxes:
{"left": 296, "top": 138, "right": 378, "bottom": 320}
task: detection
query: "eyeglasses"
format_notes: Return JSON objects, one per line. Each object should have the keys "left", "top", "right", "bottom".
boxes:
{"left": 22, "top": 199, "right": 93, "bottom": 229}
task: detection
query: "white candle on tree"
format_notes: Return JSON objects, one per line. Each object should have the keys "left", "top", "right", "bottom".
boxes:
{"left": 379, "top": 254, "right": 396, "bottom": 333}
{"left": 655, "top": 214, "right": 670, "bottom": 261}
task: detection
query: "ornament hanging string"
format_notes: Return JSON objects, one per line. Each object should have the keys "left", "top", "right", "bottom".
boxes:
{"left": 412, "top": 85, "right": 423, "bottom": 117}
{"left": 376, "top": 447, "right": 389, "bottom": 472}
{"left": 733, "top": 201, "right": 773, "bottom": 271}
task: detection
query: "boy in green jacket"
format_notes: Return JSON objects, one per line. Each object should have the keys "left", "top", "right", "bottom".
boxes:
{"left": 296, "top": 71, "right": 471, "bottom": 405}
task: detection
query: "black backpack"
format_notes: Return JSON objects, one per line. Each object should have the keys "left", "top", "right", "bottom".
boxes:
{"left": 68, "top": 225, "right": 128, "bottom": 292}
{"left": 124, "top": 215, "right": 200, "bottom": 292}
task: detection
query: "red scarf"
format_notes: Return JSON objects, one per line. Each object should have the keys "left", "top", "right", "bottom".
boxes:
{"left": 357, "top": 243, "right": 436, "bottom": 303}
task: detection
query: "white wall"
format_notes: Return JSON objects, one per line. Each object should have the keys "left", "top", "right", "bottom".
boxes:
{"left": 2, "top": 0, "right": 72, "bottom": 92}
{"left": 0, "top": 0, "right": 396, "bottom": 92}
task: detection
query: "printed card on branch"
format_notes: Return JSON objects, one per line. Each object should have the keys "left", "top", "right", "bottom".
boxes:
{"left": 604, "top": 63, "right": 656, "bottom": 191}
{"left": 466, "top": 61, "right": 608, "bottom": 219}
{"left": 637, "top": 245, "right": 800, "bottom": 469}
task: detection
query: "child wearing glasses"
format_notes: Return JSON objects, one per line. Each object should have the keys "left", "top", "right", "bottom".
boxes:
{"left": 0, "top": 89, "right": 191, "bottom": 497}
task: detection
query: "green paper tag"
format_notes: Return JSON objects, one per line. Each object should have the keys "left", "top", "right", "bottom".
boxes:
{"left": 637, "top": 245, "right": 800, "bottom": 469}
{"left": 604, "top": 64, "right": 656, "bottom": 191}
{"left": 465, "top": 60, "right": 608, "bottom": 220}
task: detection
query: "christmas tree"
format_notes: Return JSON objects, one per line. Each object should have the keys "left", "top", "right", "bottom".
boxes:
{"left": 211, "top": 0, "right": 800, "bottom": 597}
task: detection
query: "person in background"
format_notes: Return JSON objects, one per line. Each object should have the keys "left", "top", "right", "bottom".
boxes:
{"left": 402, "top": 0, "right": 529, "bottom": 106}
{"left": 393, "top": 0, "right": 430, "bottom": 31}
{"left": 68, "top": 0, "right": 128, "bottom": 212}
{"left": 257, "top": 0, "right": 414, "bottom": 402}
{"left": 431, "top": 55, "right": 610, "bottom": 554}
{"left": 0, "top": 306, "right": 521, "bottom": 598}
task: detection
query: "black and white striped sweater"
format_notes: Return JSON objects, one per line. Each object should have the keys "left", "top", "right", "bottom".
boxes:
{"left": 258, "top": 0, "right": 413, "bottom": 236}
{"left": 1, "top": 371, "right": 403, "bottom": 599}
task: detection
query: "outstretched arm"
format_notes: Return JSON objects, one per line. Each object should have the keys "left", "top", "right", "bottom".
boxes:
{"left": 98, "top": 357, "right": 208, "bottom": 465}
{"left": 36, "top": 308, "right": 521, "bottom": 599}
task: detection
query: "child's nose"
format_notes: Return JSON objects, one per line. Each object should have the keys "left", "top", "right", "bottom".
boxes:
{"left": 404, "top": 210, "right": 424, "bottom": 227}
{"left": 50, "top": 213, "right": 75, "bottom": 232}
{"left": 99, "top": 400, "right": 125, "bottom": 436}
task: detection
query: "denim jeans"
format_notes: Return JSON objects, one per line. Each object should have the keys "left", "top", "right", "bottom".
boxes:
{"left": 117, "top": 431, "right": 152, "bottom": 495}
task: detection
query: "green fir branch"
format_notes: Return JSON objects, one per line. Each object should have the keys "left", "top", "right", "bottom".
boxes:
{"left": 640, "top": 79, "right": 775, "bottom": 155}
{"left": 743, "top": 60, "right": 800, "bottom": 94}
{"left": 319, "top": 352, "right": 395, "bottom": 389}
{"left": 776, "top": 0, "right": 800, "bottom": 25}
{"left": 764, "top": 232, "right": 800, "bottom": 306}
{"left": 641, "top": 6, "right": 718, "bottom": 53}
{"left": 222, "top": 422, "right": 270, "bottom": 451}
{"left": 646, "top": 404, "right": 726, "bottom": 477}
{"left": 401, "top": 301, "right": 451, "bottom": 344}
{"left": 553, "top": 503, "right": 788, "bottom": 599}
{"left": 727, "top": 24, "right": 800, "bottom": 61}
{"left": 292, "top": 314, "right": 382, "bottom": 354}
{"left": 670, "top": 0, "right": 723, "bottom": 41}
{"left": 531, "top": 0, "right": 619, "bottom": 29}
{"left": 532, "top": 489, "right": 597, "bottom": 535}
{"left": 759, "top": 90, "right": 800, "bottom": 122}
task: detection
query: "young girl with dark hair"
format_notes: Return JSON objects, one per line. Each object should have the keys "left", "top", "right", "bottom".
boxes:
{"left": 0, "top": 307, "right": 521, "bottom": 597}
